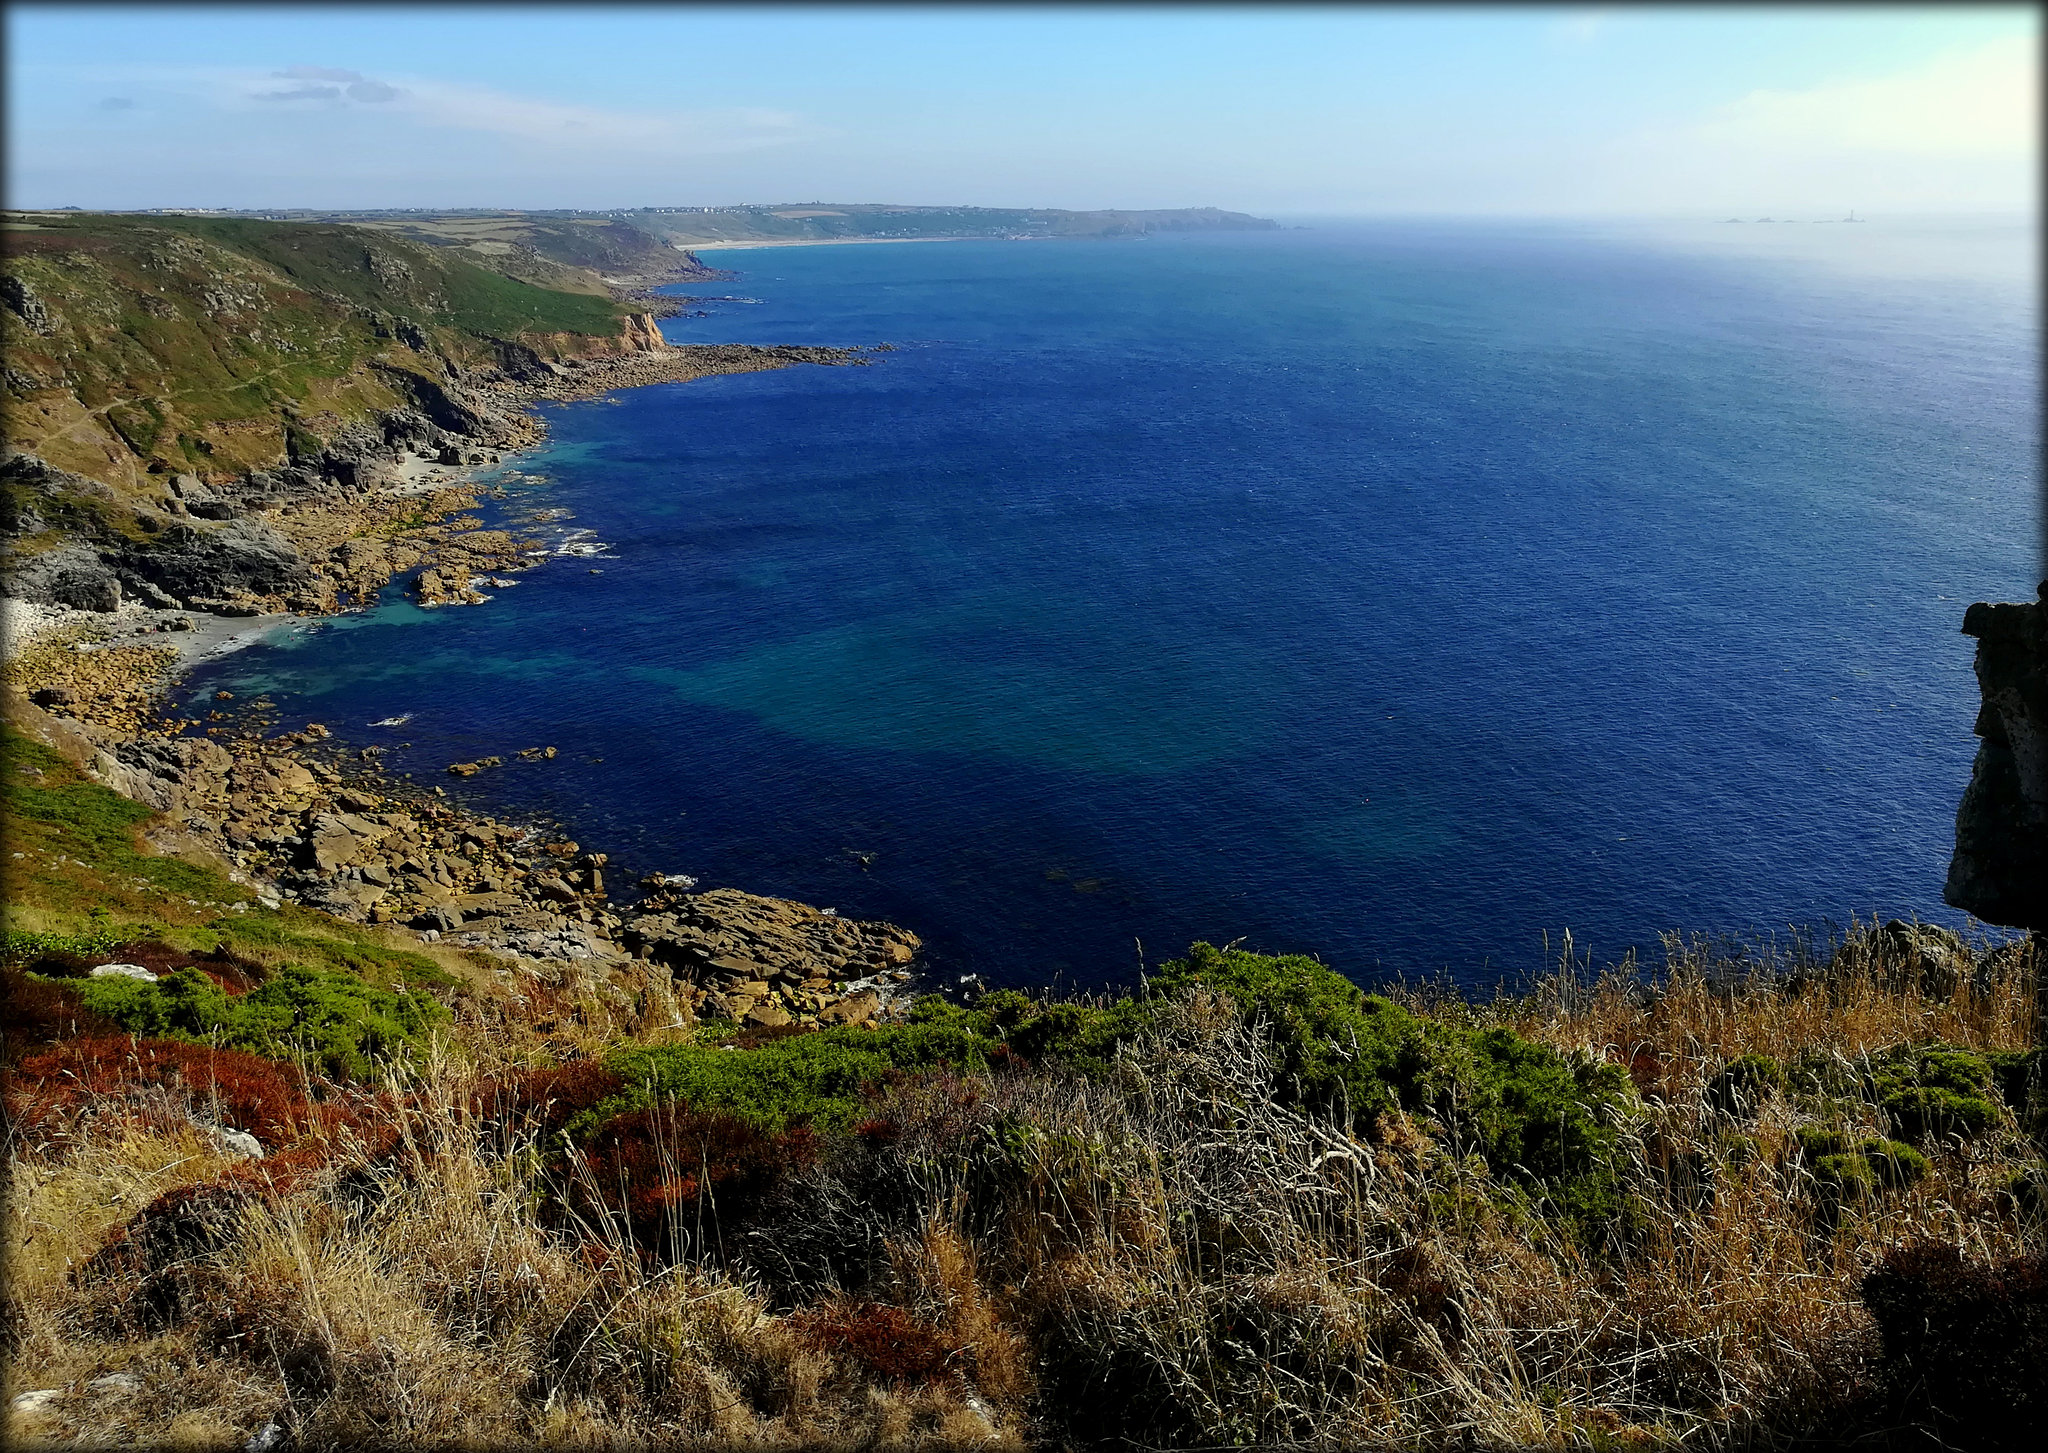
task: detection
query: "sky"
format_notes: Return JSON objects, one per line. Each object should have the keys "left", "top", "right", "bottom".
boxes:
{"left": 6, "top": 4, "right": 2038, "bottom": 216}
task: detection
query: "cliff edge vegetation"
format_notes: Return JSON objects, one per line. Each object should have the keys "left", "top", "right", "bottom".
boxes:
{"left": 3, "top": 686, "right": 2042, "bottom": 1448}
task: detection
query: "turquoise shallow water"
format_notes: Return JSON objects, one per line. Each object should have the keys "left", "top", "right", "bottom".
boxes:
{"left": 188, "top": 217, "right": 2040, "bottom": 989}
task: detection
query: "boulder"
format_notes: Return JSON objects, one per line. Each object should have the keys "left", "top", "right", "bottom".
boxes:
{"left": 818, "top": 991, "right": 880, "bottom": 1027}
{"left": 204, "top": 1126, "right": 265, "bottom": 1159}
{"left": 621, "top": 887, "right": 919, "bottom": 990}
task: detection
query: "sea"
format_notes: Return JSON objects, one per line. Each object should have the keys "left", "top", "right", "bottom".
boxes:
{"left": 183, "top": 215, "right": 2041, "bottom": 993}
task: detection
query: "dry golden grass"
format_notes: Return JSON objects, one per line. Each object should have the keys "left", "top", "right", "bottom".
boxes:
{"left": 4, "top": 920, "right": 2038, "bottom": 1449}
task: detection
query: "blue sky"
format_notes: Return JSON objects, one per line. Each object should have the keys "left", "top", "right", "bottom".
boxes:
{"left": 6, "top": 5, "right": 2037, "bottom": 214}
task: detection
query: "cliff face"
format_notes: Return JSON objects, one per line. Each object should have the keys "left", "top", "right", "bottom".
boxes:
{"left": 1944, "top": 583, "right": 2048, "bottom": 931}
{"left": 0, "top": 213, "right": 644, "bottom": 495}
{"left": 0, "top": 213, "right": 679, "bottom": 616}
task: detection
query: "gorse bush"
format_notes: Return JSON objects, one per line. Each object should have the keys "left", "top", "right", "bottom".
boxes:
{"left": 571, "top": 944, "right": 1637, "bottom": 1239}
{"left": 573, "top": 1021, "right": 998, "bottom": 1140}
{"left": 74, "top": 963, "right": 447, "bottom": 1080}
{"left": 1868, "top": 1044, "right": 2006, "bottom": 1144}
{"left": 1795, "top": 1126, "right": 1929, "bottom": 1210}
{"left": 1707, "top": 1052, "right": 1786, "bottom": 1115}
{"left": 1146, "top": 944, "right": 1634, "bottom": 1230}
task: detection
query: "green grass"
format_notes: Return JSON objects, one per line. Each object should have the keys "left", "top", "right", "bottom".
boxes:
{"left": 151, "top": 216, "right": 628, "bottom": 338}
{"left": 3, "top": 724, "right": 456, "bottom": 1005}
{"left": 4, "top": 211, "right": 635, "bottom": 493}
{"left": 69, "top": 961, "right": 447, "bottom": 1081}
{"left": 1, "top": 728, "right": 236, "bottom": 921}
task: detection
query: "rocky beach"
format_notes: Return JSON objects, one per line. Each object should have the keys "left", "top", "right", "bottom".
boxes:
{"left": 4, "top": 331, "right": 914, "bottom": 1038}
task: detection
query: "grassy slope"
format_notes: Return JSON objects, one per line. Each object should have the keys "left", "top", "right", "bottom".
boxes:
{"left": 249, "top": 212, "right": 710, "bottom": 285}
{"left": 2, "top": 212, "right": 630, "bottom": 494}
{"left": 0, "top": 725, "right": 457, "bottom": 994}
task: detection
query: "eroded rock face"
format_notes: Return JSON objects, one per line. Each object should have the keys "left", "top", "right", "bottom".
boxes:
{"left": 120, "top": 518, "right": 311, "bottom": 607}
{"left": 6, "top": 541, "right": 124, "bottom": 611}
{"left": 1945, "top": 585, "right": 2048, "bottom": 931}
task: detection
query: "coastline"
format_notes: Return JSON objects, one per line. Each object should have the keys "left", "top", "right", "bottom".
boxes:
{"left": 3, "top": 333, "right": 923, "bottom": 1032}
{"left": 682, "top": 235, "right": 992, "bottom": 251}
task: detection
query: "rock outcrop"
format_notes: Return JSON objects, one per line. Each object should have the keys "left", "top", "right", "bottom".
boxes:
{"left": 6, "top": 686, "right": 917, "bottom": 1032}
{"left": 1944, "top": 583, "right": 2048, "bottom": 932}
{"left": 624, "top": 887, "right": 918, "bottom": 1027}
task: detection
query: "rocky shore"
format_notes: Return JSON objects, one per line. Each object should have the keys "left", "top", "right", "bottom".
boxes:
{"left": 4, "top": 333, "right": 920, "bottom": 1033}
{"left": 9, "top": 687, "right": 918, "bottom": 1032}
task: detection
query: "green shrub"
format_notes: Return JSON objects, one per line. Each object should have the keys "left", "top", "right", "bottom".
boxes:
{"left": 1796, "top": 1125, "right": 1850, "bottom": 1159}
{"left": 590, "top": 945, "right": 1638, "bottom": 1237}
{"left": 1870, "top": 1046, "right": 2004, "bottom": 1144}
{"left": 578, "top": 1022, "right": 998, "bottom": 1139}
{"left": 73, "top": 962, "right": 446, "bottom": 1080}
{"left": 1862, "top": 1137, "right": 1930, "bottom": 1190}
{"left": 1812, "top": 1152, "right": 1875, "bottom": 1209}
{"left": 1785, "top": 1049, "right": 1861, "bottom": 1102}
{"left": 1, "top": 924, "right": 132, "bottom": 964}
{"left": 1147, "top": 944, "right": 1635, "bottom": 1233}
{"left": 1796, "top": 1126, "right": 1927, "bottom": 1201}
{"left": 1707, "top": 1053, "right": 1786, "bottom": 1116}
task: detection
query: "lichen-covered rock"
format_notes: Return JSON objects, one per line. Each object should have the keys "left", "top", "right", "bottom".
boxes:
{"left": 624, "top": 887, "right": 920, "bottom": 993}
{"left": 1945, "top": 584, "right": 2048, "bottom": 931}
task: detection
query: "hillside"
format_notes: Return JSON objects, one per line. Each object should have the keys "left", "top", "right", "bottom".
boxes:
{"left": 1, "top": 211, "right": 642, "bottom": 497}
{"left": 624, "top": 202, "right": 1282, "bottom": 245}
{"left": 199, "top": 202, "right": 1280, "bottom": 252}
{"left": 1, "top": 683, "right": 2041, "bottom": 1449}
{"left": 230, "top": 210, "right": 730, "bottom": 291}
{"left": 0, "top": 212, "right": 846, "bottom": 623}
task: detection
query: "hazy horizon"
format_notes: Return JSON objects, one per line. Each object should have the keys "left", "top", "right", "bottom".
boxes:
{"left": 8, "top": 5, "right": 2037, "bottom": 218}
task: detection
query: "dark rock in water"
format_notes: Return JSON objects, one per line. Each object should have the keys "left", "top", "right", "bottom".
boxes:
{"left": 1945, "top": 583, "right": 2048, "bottom": 931}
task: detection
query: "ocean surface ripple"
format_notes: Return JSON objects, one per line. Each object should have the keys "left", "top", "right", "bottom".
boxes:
{"left": 187, "top": 217, "right": 2040, "bottom": 991}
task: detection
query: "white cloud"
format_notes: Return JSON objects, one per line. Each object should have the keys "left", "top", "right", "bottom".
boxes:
{"left": 1688, "top": 34, "right": 2037, "bottom": 158}
{"left": 278, "top": 66, "right": 367, "bottom": 83}
{"left": 74, "top": 63, "right": 815, "bottom": 158}
{"left": 391, "top": 77, "right": 807, "bottom": 154}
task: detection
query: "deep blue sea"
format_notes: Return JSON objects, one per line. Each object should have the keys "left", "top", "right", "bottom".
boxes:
{"left": 186, "top": 217, "right": 2040, "bottom": 991}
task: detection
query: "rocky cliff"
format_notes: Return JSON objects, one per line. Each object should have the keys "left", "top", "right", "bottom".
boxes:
{"left": 0, "top": 213, "right": 868, "bottom": 626}
{"left": 1944, "top": 582, "right": 2048, "bottom": 931}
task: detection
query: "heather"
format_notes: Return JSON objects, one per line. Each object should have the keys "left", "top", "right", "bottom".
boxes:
{"left": 7, "top": 914, "right": 2041, "bottom": 1450}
